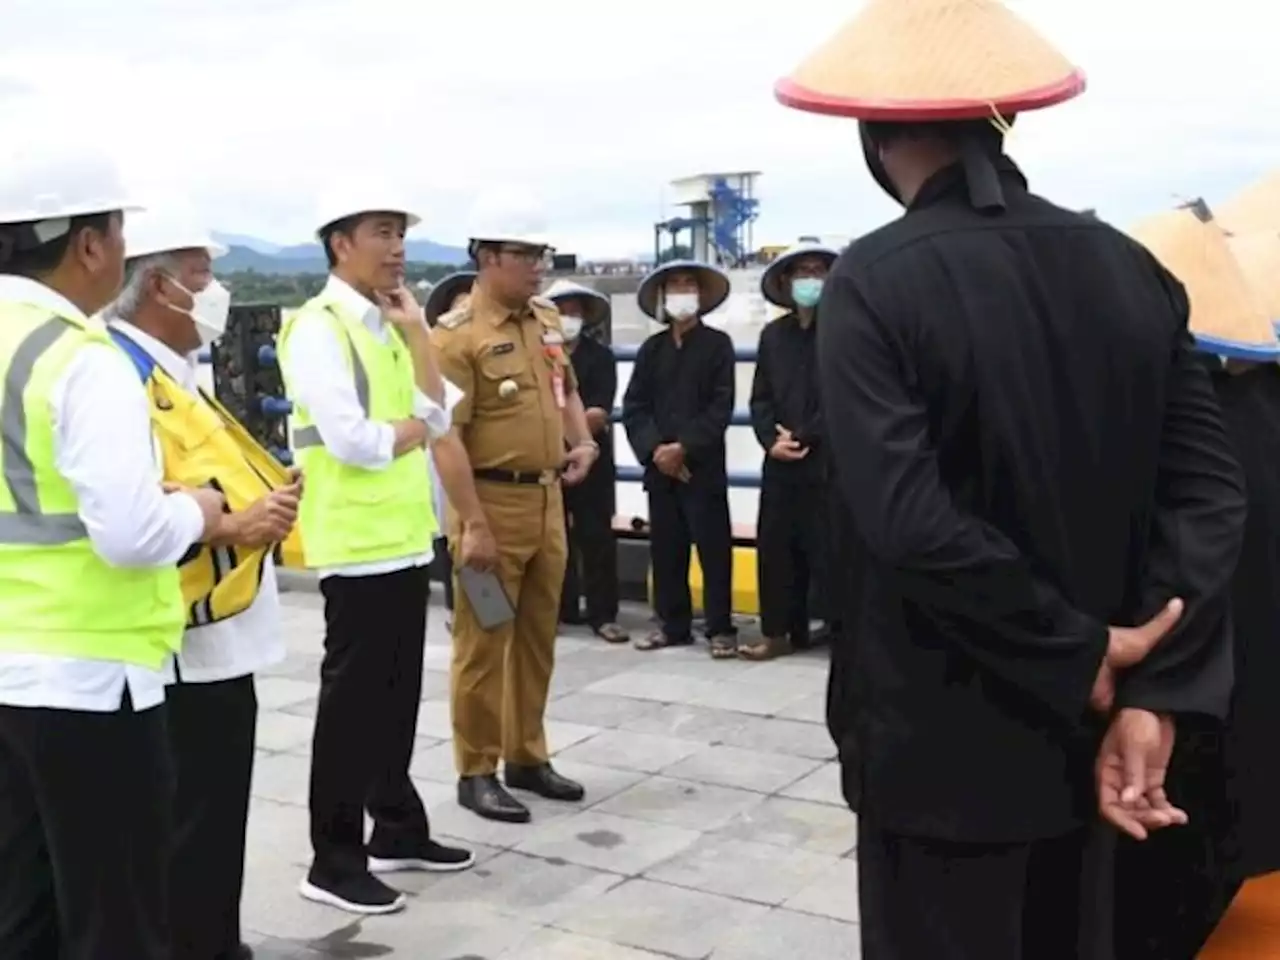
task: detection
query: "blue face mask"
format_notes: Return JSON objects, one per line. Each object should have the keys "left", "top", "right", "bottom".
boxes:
{"left": 791, "top": 277, "right": 824, "bottom": 308}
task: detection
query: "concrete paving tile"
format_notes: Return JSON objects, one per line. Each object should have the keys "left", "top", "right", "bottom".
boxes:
{"left": 691, "top": 680, "right": 814, "bottom": 717}
{"left": 554, "top": 877, "right": 770, "bottom": 959}
{"left": 424, "top": 792, "right": 583, "bottom": 850}
{"left": 245, "top": 796, "right": 311, "bottom": 867}
{"left": 414, "top": 700, "right": 454, "bottom": 740}
{"left": 554, "top": 730, "right": 703, "bottom": 773}
{"left": 545, "top": 691, "right": 665, "bottom": 728}
{"left": 583, "top": 670, "right": 723, "bottom": 704}
{"left": 662, "top": 744, "right": 823, "bottom": 794}
{"left": 775, "top": 694, "right": 826, "bottom": 724}
{"left": 255, "top": 677, "right": 323, "bottom": 711}
{"left": 709, "top": 907, "right": 859, "bottom": 959}
{"left": 593, "top": 776, "right": 765, "bottom": 832}
{"left": 718, "top": 714, "right": 837, "bottom": 761}
{"left": 251, "top": 750, "right": 312, "bottom": 807}
{"left": 712, "top": 797, "right": 858, "bottom": 857}
{"left": 514, "top": 810, "right": 700, "bottom": 875}
{"left": 501, "top": 928, "right": 667, "bottom": 959}
{"left": 410, "top": 850, "right": 623, "bottom": 924}
{"left": 645, "top": 834, "right": 840, "bottom": 905}
{"left": 255, "top": 710, "right": 320, "bottom": 754}
{"left": 619, "top": 703, "right": 752, "bottom": 742}
{"left": 784, "top": 856, "right": 860, "bottom": 922}
{"left": 777, "top": 762, "right": 845, "bottom": 807}
{"left": 545, "top": 719, "right": 605, "bottom": 754}
{"left": 409, "top": 739, "right": 456, "bottom": 783}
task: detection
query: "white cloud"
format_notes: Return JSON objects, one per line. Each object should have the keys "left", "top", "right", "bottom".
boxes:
{"left": 0, "top": 0, "right": 1272, "bottom": 257}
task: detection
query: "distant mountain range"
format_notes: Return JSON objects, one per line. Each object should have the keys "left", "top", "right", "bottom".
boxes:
{"left": 210, "top": 232, "right": 469, "bottom": 275}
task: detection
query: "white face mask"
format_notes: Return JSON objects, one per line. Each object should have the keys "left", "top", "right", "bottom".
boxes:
{"left": 167, "top": 276, "right": 231, "bottom": 347}
{"left": 663, "top": 292, "right": 699, "bottom": 321}
{"left": 560, "top": 315, "right": 583, "bottom": 341}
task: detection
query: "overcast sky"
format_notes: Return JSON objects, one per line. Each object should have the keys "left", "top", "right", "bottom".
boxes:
{"left": 0, "top": 0, "right": 1272, "bottom": 258}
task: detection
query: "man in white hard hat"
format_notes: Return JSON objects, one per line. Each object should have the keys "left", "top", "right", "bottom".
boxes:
{"left": 104, "top": 204, "right": 299, "bottom": 960}
{"left": 0, "top": 144, "right": 226, "bottom": 959}
{"left": 431, "top": 188, "right": 598, "bottom": 823}
{"left": 543, "top": 278, "right": 628, "bottom": 643}
{"left": 277, "top": 187, "right": 480, "bottom": 915}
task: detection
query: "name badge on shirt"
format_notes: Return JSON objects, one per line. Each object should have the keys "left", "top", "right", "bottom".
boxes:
{"left": 541, "top": 331, "right": 564, "bottom": 345}
{"left": 488, "top": 341, "right": 516, "bottom": 356}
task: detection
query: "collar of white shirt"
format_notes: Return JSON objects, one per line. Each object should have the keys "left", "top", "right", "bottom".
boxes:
{"left": 322, "top": 274, "right": 384, "bottom": 335}
{"left": 106, "top": 321, "right": 199, "bottom": 392}
{"left": 0, "top": 275, "right": 91, "bottom": 324}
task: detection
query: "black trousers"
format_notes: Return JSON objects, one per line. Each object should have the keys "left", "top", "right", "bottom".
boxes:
{"left": 310, "top": 566, "right": 433, "bottom": 880}
{"left": 858, "top": 819, "right": 1086, "bottom": 960}
{"left": 757, "top": 473, "right": 832, "bottom": 643}
{"left": 168, "top": 675, "right": 257, "bottom": 960}
{"left": 433, "top": 536, "right": 454, "bottom": 611}
{"left": 648, "top": 476, "right": 734, "bottom": 639}
{"left": 561, "top": 475, "right": 619, "bottom": 626}
{"left": 0, "top": 694, "right": 173, "bottom": 960}
{"left": 1110, "top": 725, "right": 1239, "bottom": 960}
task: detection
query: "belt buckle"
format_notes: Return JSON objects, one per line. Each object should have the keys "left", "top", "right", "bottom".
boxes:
{"left": 538, "top": 470, "right": 555, "bottom": 486}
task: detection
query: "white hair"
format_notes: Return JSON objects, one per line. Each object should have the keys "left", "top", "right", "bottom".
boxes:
{"left": 102, "top": 252, "right": 181, "bottom": 322}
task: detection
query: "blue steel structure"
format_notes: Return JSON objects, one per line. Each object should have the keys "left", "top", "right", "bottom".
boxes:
{"left": 199, "top": 344, "right": 763, "bottom": 488}
{"left": 653, "top": 176, "right": 760, "bottom": 266}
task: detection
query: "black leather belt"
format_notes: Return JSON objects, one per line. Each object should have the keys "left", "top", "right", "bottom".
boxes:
{"left": 473, "top": 467, "right": 560, "bottom": 485}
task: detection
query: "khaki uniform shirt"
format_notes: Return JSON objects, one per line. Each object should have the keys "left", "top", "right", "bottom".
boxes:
{"left": 431, "top": 283, "right": 577, "bottom": 473}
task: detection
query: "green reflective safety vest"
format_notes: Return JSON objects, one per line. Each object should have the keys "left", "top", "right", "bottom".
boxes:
{"left": 278, "top": 289, "right": 436, "bottom": 568}
{"left": 0, "top": 301, "right": 185, "bottom": 669}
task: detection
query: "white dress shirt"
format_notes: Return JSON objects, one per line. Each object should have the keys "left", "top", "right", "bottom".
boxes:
{"left": 0, "top": 278, "right": 206, "bottom": 713}
{"left": 280, "top": 275, "right": 460, "bottom": 579}
{"left": 428, "top": 452, "right": 449, "bottom": 541}
{"left": 108, "top": 323, "right": 287, "bottom": 686}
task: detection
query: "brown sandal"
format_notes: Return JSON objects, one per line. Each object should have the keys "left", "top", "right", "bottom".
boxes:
{"left": 738, "top": 636, "right": 793, "bottom": 661}
{"left": 708, "top": 635, "right": 739, "bottom": 660}
{"left": 594, "top": 623, "right": 631, "bottom": 644}
{"left": 634, "top": 630, "right": 692, "bottom": 651}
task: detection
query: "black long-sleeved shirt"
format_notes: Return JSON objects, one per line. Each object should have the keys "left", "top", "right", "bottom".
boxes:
{"left": 749, "top": 311, "right": 825, "bottom": 482}
{"left": 820, "top": 158, "right": 1246, "bottom": 843}
{"left": 622, "top": 322, "right": 735, "bottom": 486}
{"left": 567, "top": 335, "right": 617, "bottom": 492}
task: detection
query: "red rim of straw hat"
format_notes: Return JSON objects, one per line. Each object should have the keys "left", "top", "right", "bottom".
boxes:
{"left": 773, "top": 70, "right": 1086, "bottom": 121}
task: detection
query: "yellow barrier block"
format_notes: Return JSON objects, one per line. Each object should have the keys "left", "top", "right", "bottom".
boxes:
{"left": 648, "top": 546, "right": 760, "bottom": 617}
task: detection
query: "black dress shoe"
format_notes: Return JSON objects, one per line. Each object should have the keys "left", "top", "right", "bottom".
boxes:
{"left": 504, "top": 763, "right": 586, "bottom": 802}
{"left": 458, "top": 774, "right": 531, "bottom": 823}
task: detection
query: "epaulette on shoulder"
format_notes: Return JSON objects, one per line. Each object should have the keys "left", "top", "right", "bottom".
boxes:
{"left": 437, "top": 304, "right": 473, "bottom": 330}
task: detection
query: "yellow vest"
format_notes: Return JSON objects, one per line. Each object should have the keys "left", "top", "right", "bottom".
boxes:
{"left": 112, "top": 328, "right": 304, "bottom": 626}
{"left": 277, "top": 291, "right": 435, "bottom": 568}
{"left": 0, "top": 303, "right": 184, "bottom": 669}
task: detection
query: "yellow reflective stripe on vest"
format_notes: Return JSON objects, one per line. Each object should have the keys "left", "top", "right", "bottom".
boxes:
{"left": 0, "top": 315, "right": 87, "bottom": 545}
{"left": 292, "top": 306, "right": 371, "bottom": 449}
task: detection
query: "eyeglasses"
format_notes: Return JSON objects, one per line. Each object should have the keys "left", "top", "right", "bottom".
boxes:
{"left": 499, "top": 244, "right": 552, "bottom": 267}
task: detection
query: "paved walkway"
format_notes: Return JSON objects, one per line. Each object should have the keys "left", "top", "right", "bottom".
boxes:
{"left": 245, "top": 589, "right": 858, "bottom": 959}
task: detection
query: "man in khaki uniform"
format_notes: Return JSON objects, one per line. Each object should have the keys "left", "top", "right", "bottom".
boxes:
{"left": 431, "top": 188, "right": 598, "bottom": 823}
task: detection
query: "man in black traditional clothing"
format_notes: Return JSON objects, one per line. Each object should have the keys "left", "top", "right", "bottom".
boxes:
{"left": 742, "top": 242, "right": 840, "bottom": 661}
{"left": 775, "top": 1, "right": 1247, "bottom": 957}
{"left": 622, "top": 260, "right": 738, "bottom": 659}
{"left": 1111, "top": 206, "right": 1280, "bottom": 960}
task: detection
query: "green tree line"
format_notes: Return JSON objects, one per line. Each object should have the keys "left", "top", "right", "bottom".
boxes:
{"left": 216, "top": 263, "right": 465, "bottom": 307}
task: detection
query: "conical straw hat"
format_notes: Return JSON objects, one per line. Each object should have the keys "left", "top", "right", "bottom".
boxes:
{"left": 1228, "top": 231, "right": 1280, "bottom": 326}
{"left": 775, "top": 0, "right": 1085, "bottom": 120}
{"left": 1128, "top": 201, "right": 1280, "bottom": 361}
{"left": 1216, "top": 170, "right": 1280, "bottom": 236}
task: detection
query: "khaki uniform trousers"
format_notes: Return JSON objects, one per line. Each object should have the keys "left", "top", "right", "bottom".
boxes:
{"left": 449, "top": 480, "right": 567, "bottom": 777}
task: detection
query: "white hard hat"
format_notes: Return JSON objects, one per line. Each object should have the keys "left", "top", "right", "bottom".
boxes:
{"left": 313, "top": 182, "right": 422, "bottom": 238}
{"left": 0, "top": 139, "right": 141, "bottom": 236}
{"left": 466, "top": 186, "right": 552, "bottom": 248}
{"left": 124, "top": 201, "right": 227, "bottom": 261}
